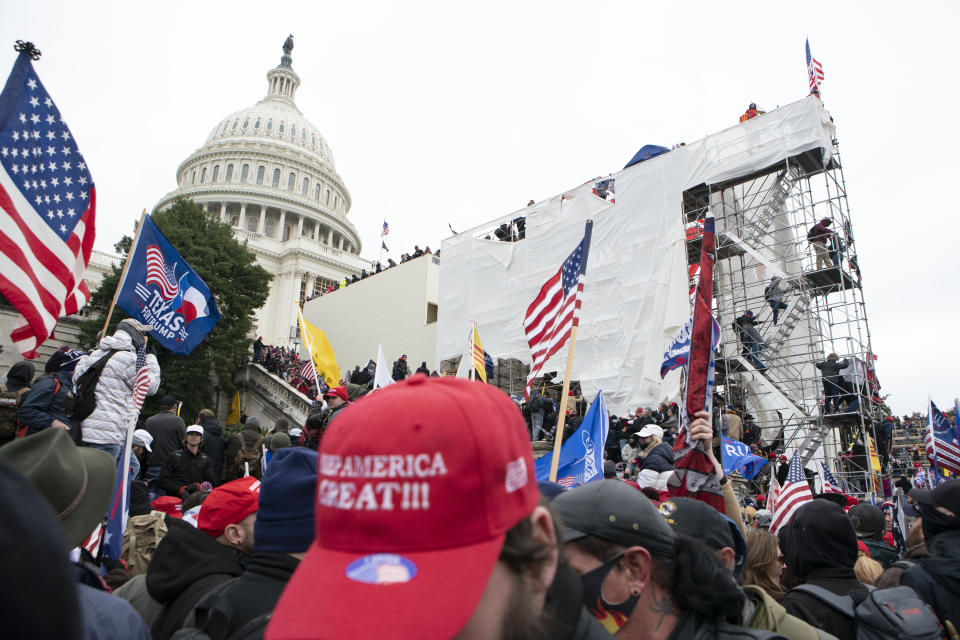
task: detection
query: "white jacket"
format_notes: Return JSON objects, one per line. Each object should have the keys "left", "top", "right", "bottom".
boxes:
{"left": 74, "top": 331, "right": 161, "bottom": 446}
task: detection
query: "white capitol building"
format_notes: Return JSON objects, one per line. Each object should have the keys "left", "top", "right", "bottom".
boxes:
{"left": 154, "top": 38, "right": 371, "bottom": 346}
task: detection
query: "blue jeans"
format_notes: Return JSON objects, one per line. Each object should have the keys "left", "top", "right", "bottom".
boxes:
{"left": 745, "top": 343, "right": 766, "bottom": 372}
{"left": 84, "top": 441, "right": 123, "bottom": 464}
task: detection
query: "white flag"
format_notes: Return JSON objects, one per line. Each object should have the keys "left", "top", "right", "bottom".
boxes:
{"left": 373, "top": 344, "right": 394, "bottom": 390}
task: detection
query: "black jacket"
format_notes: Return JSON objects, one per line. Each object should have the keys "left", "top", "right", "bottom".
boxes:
{"left": 901, "top": 529, "right": 960, "bottom": 630}
{"left": 147, "top": 517, "right": 246, "bottom": 640}
{"left": 158, "top": 447, "right": 215, "bottom": 496}
{"left": 145, "top": 411, "right": 187, "bottom": 467}
{"left": 861, "top": 536, "right": 898, "bottom": 569}
{"left": 815, "top": 359, "right": 848, "bottom": 380}
{"left": 200, "top": 418, "right": 226, "bottom": 484}
{"left": 640, "top": 441, "right": 675, "bottom": 473}
{"left": 780, "top": 500, "right": 867, "bottom": 639}
{"left": 187, "top": 552, "right": 300, "bottom": 637}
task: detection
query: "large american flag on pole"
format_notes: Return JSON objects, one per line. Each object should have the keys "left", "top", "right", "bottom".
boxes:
{"left": 806, "top": 38, "right": 824, "bottom": 93}
{"left": 926, "top": 399, "right": 960, "bottom": 475}
{"left": 771, "top": 451, "right": 814, "bottom": 534}
{"left": 523, "top": 221, "right": 593, "bottom": 399}
{"left": 0, "top": 47, "right": 96, "bottom": 358}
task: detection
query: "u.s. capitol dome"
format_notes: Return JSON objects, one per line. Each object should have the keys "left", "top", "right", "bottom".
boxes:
{"left": 155, "top": 37, "right": 369, "bottom": 346}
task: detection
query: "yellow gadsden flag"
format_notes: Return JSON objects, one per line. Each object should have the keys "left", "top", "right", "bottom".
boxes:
{"left": 297, "top": 308, "right": 341, "bottom": 387}
{"left": 867, "top": 434, "right": 882, "bottom": 494}
{"left": 226, "top": 391, "right": 241, "bottom": 426}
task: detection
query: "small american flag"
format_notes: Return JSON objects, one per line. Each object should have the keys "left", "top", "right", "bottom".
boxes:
{"left": 926, "top": 399, "right": 960, "bottom": 475}
{"left": 770, "top": 451, "right": 814, "bottom": 534}
{"left": 806, "top": 38, "right": 824, "bottom": 93}
{"left": 820, "top": 461, "right": 846, "bottom": 495}
{"left": 381, "top": 220, "right": 389, "bottom": 237}
{"left": 132, "top": 344, "right": 150, "bottom": 411}
{"left": 299, "top": 359, "right": 317, "bottom": 380}
{"left": 0, "top": 47, "right": 96, "bottom": 358}
{"left": 103, "top": 343, "right": 150, "bottom": 561}
{"left": 523, "top": 221, "right": 593, "bottom": 399}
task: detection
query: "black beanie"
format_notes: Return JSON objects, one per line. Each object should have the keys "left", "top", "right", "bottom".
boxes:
{"left": 784, "top": 499, "right": 857, "bottom": 580}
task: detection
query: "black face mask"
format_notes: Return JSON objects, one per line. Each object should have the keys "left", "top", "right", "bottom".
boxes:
{"left": 920, "top": 504, "right": 960, "bottom": 541}
{"left": 580, "top": 552, "right": 640, "bottom": 633}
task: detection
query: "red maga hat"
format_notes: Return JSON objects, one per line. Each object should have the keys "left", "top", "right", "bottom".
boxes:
{"left": 323, "top": 385, "right": 349, "bottom": 402}
{"left": 266, "top": 376, "right": 538, "bottom": 640}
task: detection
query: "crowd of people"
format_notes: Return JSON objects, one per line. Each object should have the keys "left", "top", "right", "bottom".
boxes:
{"left": 2, "top": 366, "right": 959, "bottom": 639}
{"left": 303, "top": 245, "right": 440, "bottom": 302}
{"left": 2, "top": 317, "right": 958, "bottom": 639}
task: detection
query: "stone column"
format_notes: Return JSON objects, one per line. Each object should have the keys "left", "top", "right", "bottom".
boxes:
{"left": 258, "top": 206, "right": 266, "bottom": 235}
{"left": 296, "top": 214, "right": 304, "bottom": 238}
{"left": 306, "top": 273, "right": 315, "bottom": 298}
{"left": 327, "top": 227, "right": 334, "bottom": 246}
{"left": 239, "top": 203, "right": 247, "bottom": 229}
{"left": 220, "top": 202, "right": 227, "bottom": 223}
{"left": 202, "top": 202, "right": 209, "bottom": 213}
{"left": 313, "top": 223, "right": 320, "bottom": 242}
{"left": 278, "top": 210, "right": 287, "bottom": 241}
{"left": 338, "top": 235, "right": 344, "bottom": 250}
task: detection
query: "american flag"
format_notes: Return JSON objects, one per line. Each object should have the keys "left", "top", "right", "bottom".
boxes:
{"left": 770, "top": 451, "right": 814, "bottom": 534}
{"left": 556, "top": 476, "right": 576, "bottom": 489}
{"left": 103, "top": 343, "right": 150, "bottom": 561}
{"left": 0, "top": 49, "right": 96, "bottom": 358}
{"left": 145, "top": 244, "right": 179, "bottom": 300}
{"left": 926, "top": 399, "right": 960, "bottom": 475}
{"left": 381, "top": 220, "right": 389, "bottom": 237}
{"left": 523, "top": 221, "right": 593, "bottom": 399}
{"left": 299, "top": 359, "right": 317, "bottom": 381}
{"left": 806, "top": 38, "right": 824, "bottom": 93}
{"left": 820, "top": 461, "right": 846, "bottom": 495}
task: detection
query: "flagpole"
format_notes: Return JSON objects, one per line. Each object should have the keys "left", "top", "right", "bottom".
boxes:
{"left": 469, "top": 324, "right": 475, "bottom": 381}
{"left": 549, "top": 326, "right": 579, "bottom": 483}
{"left": 295, "top": 303, "right": 323, "bottom": 398}
{"left": 101, "top": 209, "right": 147, "bottom": 338}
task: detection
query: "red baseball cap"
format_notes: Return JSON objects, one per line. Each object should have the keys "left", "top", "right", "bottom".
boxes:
{"left": 266, "top": 376, "right": 538, "bottom": 640}
{"left": 197, "top": 476, "right": 261, "bottom": 538}
{"left": 323, "top": 385, "right": 349, "bottom": 402}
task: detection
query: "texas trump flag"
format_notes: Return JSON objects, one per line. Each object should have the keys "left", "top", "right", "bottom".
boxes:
{"left": 116, "top": 214, "right": 220, "bottom": 354}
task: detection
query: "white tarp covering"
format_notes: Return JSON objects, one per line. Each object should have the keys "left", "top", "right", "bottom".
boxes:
{"left": 438, "top": 97, "right": 835, "bottom": 415}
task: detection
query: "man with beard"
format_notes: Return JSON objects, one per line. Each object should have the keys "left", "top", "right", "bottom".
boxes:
{"left": 902, "top": 480, "right": 960, "bottom": 630}
{"left": 266, "top": 376, "right": 612, "bottom": 640}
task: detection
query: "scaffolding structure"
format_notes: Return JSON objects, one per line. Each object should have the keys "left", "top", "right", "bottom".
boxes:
{"left": 683, "top": 137, "right": 882, "bottom": 495}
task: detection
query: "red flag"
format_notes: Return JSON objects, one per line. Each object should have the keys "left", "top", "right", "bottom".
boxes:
{"left": 668, "top": 214, "right": 723, "bottom": 511}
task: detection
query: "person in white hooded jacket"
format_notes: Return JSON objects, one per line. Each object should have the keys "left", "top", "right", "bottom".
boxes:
{"left": 74, "top": 319, "right": 161, "bottom": 463}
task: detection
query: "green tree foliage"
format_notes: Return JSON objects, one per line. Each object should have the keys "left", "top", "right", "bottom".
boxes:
{"left": 80, "top": 199, "right": 271, "bottom": 420}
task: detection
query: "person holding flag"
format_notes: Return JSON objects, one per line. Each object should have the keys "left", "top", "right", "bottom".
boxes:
{"left": 74, "top": 318, "right": 160, "bottom": 465}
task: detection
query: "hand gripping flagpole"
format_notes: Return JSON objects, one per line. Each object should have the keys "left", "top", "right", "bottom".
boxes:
{"left": 101, "top": 209, "right": 147, "bottom": 338}
{"left": 295, "top": 303, "right": 324, "bottom": 398}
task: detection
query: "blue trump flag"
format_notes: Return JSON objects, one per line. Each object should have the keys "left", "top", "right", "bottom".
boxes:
{"left": 535, "top": 390, "right": 608, "bottom": 489}
{"left": 720, "top": 437, "right": 768, "bottom": 480}
{"left": 116, "top": 215, "right": 220, "bottom": 354}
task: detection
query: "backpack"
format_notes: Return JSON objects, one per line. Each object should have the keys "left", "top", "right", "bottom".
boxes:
{"left": 807, "top": 226, "right": 818, "bottom": 242}
{"left": 742, "top": 421, "right": 760, "bottom": 446}
{"left": 0, "top": 385, "right": 31, "bottom": 439}
{"left": 64, "top": 350, "right": 117, "bottom": 423}
{"left": 235, "top": 434, "right": 263, "bottom": 479}
{"left": 120, "top": 510, "right": 168, "bottom": 576}
{"left": 793, "top": 583, "right": 941, "bottom": 640}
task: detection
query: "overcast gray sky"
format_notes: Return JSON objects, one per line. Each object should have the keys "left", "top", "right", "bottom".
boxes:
{"left": 4, "top": 1, "right": 957, "bottom": 415}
